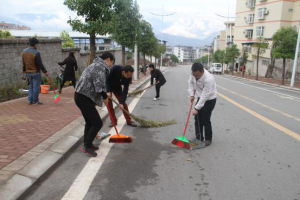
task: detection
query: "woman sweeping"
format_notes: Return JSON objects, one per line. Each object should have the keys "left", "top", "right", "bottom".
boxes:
{"left": 149, "top": 64, "right": 166, "bottom": 101}
{"left": 58, "top": 52, "right": 78, "bottom": 94}
{"left": 75, "top": 52, "right": 115, "bottom": 157}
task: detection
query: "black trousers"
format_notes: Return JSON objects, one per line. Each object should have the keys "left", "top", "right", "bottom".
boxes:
{"left": 60, "top": 77, "right": 76, "bottom": 90}
{"left": 75, "top": 92, "right": 103, "bottom": 148}
{"left": 195, "top": 98, "right": 216, "bottom": 141}
{"left": 155, "top": 81, "right": 165, "bottom": 98}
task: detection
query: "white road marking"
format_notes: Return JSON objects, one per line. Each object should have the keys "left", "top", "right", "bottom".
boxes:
{"left": 216, "top": 75, "right": 300, "bottom": 103}
{"left": 61, "top": 86, "right": 149, "bottom": 200}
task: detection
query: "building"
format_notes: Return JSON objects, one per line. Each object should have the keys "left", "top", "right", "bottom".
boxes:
{"left": 8, "top": 30, "right": 112, "bottom": 53}
{"left": 213, "top": 30, "right": 226, "bottom": 52}
{"left": 225, "top": 21, "right": 235, "bottom": 48}
{"left": 0, "top": 22, "right": 31, "bottom": 30}
{"left": 172, "top": 45, "right": 198, "bottom": 63}
{"left": 234, "top": 0, "right": 300, "bottom": 76}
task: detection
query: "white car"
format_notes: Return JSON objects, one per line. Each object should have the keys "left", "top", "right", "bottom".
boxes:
{"left": 209, "top": 63, "right": 223, "bottom": 74}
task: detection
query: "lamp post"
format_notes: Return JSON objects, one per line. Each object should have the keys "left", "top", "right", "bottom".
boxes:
{"left": 291, "top": 23, "right": 300, "bottom": 87}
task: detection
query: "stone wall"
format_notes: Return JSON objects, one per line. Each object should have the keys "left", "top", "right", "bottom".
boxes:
{"left": 0, "top": 39, "right": 125, "bottom": 88}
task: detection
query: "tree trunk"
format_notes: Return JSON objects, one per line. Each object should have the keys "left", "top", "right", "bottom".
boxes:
{"left": 143, "top": 54, "right": 146, "bottom": 66}
{"left": 232, "top": 60, "right": 234, "bottom": 75}
{"left": 282, "top": 58, "right": 286, "bottom": 85}
{"left": 137, "top": 51, "right": 140, "bottom": 79}
{"left": 121, "top": 45, "right": 126, "bottom": 66}
{"left": 155, "top": 58, "right": 157, "bottom": 66}
{"left": 90, "top": 32, "right": 96, "bottom": 62}
{"left": 256, "top": 48, "right": 260, "bottom": 80}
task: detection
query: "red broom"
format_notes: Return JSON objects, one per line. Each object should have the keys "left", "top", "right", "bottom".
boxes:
{"left": 107, "top": 105, "right": 133, "bottom": 143}
{"left": 171, "top": 98, "right": 194, "bottom": 150}
{"left": 47, "top": 77, "right": 60, "bottom": 103}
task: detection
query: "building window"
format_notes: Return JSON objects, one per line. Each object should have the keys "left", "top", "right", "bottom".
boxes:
{"left": 262, "top": 59, "right": 270, "bottom": 66}
{"left": 246, "top": 14, "right": 255, "bottom": 24}
{"left": 245, "top": 29, "right": 253, "bottom": 39}
{"left": 256, "top": 26, "right": 264, "bottom": 37}
{"left": 98, "top": 46, "right": 105, "bottom": 50}
{"left": 257, "top": 8, "right": 267, "bottom": 20}
{"left": 246, "top": 0, "right": 256, "bottom": 9}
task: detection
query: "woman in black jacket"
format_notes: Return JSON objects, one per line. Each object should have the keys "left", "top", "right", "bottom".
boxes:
{"left": 58, "top": 52, "right": 78, "bottom": 93}
{"left": 149, "top": 64, "right": 166, "bottom": 101}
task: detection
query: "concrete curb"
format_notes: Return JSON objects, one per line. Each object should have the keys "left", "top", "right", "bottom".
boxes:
{"left": 224, "top": 74, "right": 300, "bottom": 92}
{"left": 0, "top": 74, "right": 152, "bottom": 200}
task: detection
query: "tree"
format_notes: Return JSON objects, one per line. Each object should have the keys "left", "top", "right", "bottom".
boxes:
{"left": 112, "top": 0, "right": 141, "bottom": 66}
{"left": 225, "top": 44, "right": 240, "bottom": 75}
{"left": 170, "top": 54, "right": 179, "bottom": 63}
{"left": 0, "top": 30, "right": 13, "bottom": 38}
{"left": 213, "top": 50, "right": 226, "bottom": 67}
{"left": 64, "top": 0, "right": 116, "bottom": 61}
{"left": 60, "top": 30, "right": 75, "bottom": 48}
{"left": 252, "top": 37, "right": 268, "bottom": 80}
{"left": 272, "top": 26, "right": 298, "bottom": 85}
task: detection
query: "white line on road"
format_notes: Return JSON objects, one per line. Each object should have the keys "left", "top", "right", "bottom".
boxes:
{"left": 216, "top": 75, "right": 300, "bottom": 102}
{"left": 61, "top": 85, "right": 149, "bottom": 200}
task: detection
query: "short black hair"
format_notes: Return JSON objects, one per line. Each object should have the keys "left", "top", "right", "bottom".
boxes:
{"left": 192, "top": 63, "right": 204, "bottom": 73}
{"left": 29, "top": 38, "right": 39, "bottom": 47}
{"left": 124, "top": 65, "right": 134, "bottom": 73}
{"left": 149, "top": 64, "right": 155, "bottom": 69}
{"left": 100, "top": 51, "right": 115, "bottom": 62}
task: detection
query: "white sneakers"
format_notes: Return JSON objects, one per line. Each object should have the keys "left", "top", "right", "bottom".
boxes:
{"left": 153, "top": 97, "right": 159, "bottom": 101}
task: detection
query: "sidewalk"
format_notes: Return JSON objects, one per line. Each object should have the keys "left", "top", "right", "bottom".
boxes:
{"left": 0, "top": 69, "right": 156, "bottom": 200}
{"left": 225, "top": 73, "right": 300, "bottom": 91}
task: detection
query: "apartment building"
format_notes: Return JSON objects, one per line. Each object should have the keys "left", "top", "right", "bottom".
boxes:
{"left": 214, "top": 30, "right": 226, "bottom": 52}
{"left": 234, "top": 0, "right": 300, "bottom": 76}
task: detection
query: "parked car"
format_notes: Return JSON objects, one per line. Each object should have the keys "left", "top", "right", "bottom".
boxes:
{"left": 209, "top": 63, "right": 223, "bottom": 74}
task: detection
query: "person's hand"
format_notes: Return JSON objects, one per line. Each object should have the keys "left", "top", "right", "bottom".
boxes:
{"left": 107, "top": 92, "right": 112, "bottom": 98}
{"left": 190, "top": 96, "right": 195, "bottom": 103}
{"left": 103, "top": 98, "right": 109, "bottom": 106}
{"left": 156, "top": 81, "right": 160, "bottom": 84}
{"left": 192, "top": 109, "right": 198, "bottom": 116}
{"left": 119, "top": 104, "right": 124, "bottom": 110}
{"left": 45, "top": 72, "right": 50, "bottom": 77}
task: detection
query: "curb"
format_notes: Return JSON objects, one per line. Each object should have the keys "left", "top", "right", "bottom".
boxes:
{"left": 224, "top": 74, "right": 300, "bottom": 92}
{"left": 0, "top": 74, "right": 152, "bottom": 200}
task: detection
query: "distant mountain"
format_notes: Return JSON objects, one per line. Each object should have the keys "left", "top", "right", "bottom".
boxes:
{"left": 156, "top": 32, "right": 217, "bottom": 47}
{"left": 0, "top": 16, "right": 29, "bottom": 26}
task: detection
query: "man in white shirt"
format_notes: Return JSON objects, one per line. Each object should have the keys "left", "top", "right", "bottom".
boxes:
{"left": 188, "top": 63, "right": 217, "bottom": 147}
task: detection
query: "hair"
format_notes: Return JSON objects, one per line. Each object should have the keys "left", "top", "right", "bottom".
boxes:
{"left": 29, "top": 38, "right": 39, "bottom": 47}
{"left": 124, "top": 65, "right": 134, "bottom": 73}
{"left": 149, "top": 64, "right": 155, "bottom": 69}
{"left": 191, "top": 63, "right": 204, "bottom": 73}
{"left": 69, "top": 52, "right": 75, "bottom": 59}
{"left": 100, "top": 51, "right": 115, "bottom": 62}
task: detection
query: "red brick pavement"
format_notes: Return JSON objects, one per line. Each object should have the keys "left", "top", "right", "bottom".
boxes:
{"left": 230, "top": 73, "right": 300, "bottom": 89}
{"left": 0, "top": 71, "right": 150, "bottom": 170}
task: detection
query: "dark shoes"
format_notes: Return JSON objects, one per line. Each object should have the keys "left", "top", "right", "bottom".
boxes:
{"left": 91, "top": 144, "right": 99, "bottom": 151}
{"left": 33, "top": 102, "right": 43, "bottom": 105}
{"left": 58, "top": 89, "right": 62, "bottom": 94}
{"left": 81, "top": 146, "right": 97, "bottom": 157}
{"left": 127, "top": 121, "right": 137, "bottom": 127}
{"left": 205, "top": 140, "right": 212, "bottom": 146}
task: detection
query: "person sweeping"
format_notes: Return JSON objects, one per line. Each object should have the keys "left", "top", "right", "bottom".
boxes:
{"left": 58, "top": 52, "right": 78, "bottom": 94}
{"left": 75, "top": 52, "right": 115, "bottom": 157}
{"left": 188, "top": 63, "right": 217, "bottom": 148}
{"left": 107, "top": 65, "right": 137, "bottom": 128}
{"left": 149, "top": 64, "right": 166, "bottom": 101}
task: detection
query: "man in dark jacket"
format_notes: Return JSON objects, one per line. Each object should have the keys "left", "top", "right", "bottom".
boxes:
{"left": 149, "top": 64, "right": 166, "bottom": 101}
{"left": 22, "top": 38, "right": 49, "bottom": 105}
{"left": 107, "top": 65, "right": 137, "bottom": 127}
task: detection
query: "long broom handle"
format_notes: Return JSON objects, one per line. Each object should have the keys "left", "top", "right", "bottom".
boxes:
{"left": 183, "top": 91, "right": 196, "bottom": 136}
{"left": 106, "top": 104, "right": 120, "bottom": 135}
{"left": 47, "top": 77, "right": 56, "bottom": 95}
{"left": 108, "top": 97, "right": 131, "bottom": 116}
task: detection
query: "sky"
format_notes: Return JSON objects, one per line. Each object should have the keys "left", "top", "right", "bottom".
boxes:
{"left": 0, "top": 0, "right": 236, "bottom": 40}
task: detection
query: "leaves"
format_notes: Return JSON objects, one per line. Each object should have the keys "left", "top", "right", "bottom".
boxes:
{"left": 60, "top": 30, "right": 75, "bottom": 48}
{"left": 170, "top": 55, "right": 179, "bottom": 63}
{"left": 213, "top": 50, "right": 226, "bottom": 64}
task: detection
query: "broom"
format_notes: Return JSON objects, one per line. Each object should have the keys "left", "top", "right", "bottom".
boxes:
{"left": 107, "top": 105, "right": 133, "bottom": 143}
{"left": 108, "top": 97, "right": 176, "bottom": 128}
{"left": 47, "top": 78, "right": 60, "bottom": 103}
{"left": 128, "top": 84, "right": 154, "bottom": 97}
{"left": 171, "top": 98, "right": 195, "bottom": 150}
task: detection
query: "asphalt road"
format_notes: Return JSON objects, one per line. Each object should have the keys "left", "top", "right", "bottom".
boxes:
{"left": 25, "top": 65, "right": 300, "bottom": 200}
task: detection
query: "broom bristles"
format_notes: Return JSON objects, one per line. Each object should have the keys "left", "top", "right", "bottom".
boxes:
{"left": 128, "top": 89, "right": 144, "bottom": 97}
{"left": 109, "top": 134, "right": 133, "bottom": 143}
{"left": 172, "top": 139, "right": 191, "bottom": 149}
{"left": 130, "top": 114, "right": 176, "bottom": 128}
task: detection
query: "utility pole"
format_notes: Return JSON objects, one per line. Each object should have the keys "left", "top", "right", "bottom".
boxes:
{"left": 291, "top": 22, "right": 300, "bottom": 87}
{"left": 150, "top": 6, "right": 175, "bottom": 70}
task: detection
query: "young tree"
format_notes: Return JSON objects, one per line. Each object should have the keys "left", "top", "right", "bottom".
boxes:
{"left": 272, "top": 26, "right": 298, "bottom": 85}
{"left": 60, "top": 30, "right": 75, "bottom": 48}
{"left": 112, "top": 0, "right": 141, "bottom": 66}
{"left": 252, "top": 37, "right": 268, "bottom": 80}
{"left": 225, "top": 44, "right": 240, "bottom": 75}
{"left": 170, "top": 54, "right": 179, "bottom": 63}
{"left": 213, "top": 50, "right": 226, "bottom": 67}
{"left": 64, "top": 0, "right": 116, "bottom": 61}
{"left": 0, "top": 30, "right": 13, "bottom": 38}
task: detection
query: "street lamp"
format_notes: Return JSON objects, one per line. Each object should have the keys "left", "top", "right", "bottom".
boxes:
{"left": 291, "top": 19, "right": 300, "bottom": 87}
{"left": 150, "top": 5, "right": 175, "bottom": 69}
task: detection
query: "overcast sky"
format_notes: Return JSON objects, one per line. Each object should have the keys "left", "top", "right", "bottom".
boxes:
{"left": 0, "top": 0, "right": 236, "bottom": 40}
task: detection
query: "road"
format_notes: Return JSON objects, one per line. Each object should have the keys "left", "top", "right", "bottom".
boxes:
{"left": 25, "top": 65, "right": 300, "bottom": 200}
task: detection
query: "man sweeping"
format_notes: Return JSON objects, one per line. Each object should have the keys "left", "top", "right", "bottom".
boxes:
{"left": 149, "top": 64, "right": 166, "bottom": 101}
{"left": 188, "top": 63, "right": 217, "bottom": 147}
{"left": 107, "top": 65, "right": 137, "bottom": 127}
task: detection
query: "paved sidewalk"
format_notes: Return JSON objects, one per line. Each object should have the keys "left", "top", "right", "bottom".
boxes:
{"left": 0, "top": 67, "right": 158, "bottom": 200}
{"left": 225, "top": 73, "right": 300, "bottom": 90}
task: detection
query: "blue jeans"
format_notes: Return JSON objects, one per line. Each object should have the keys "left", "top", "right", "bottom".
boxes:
{"left": 27, "top": 73, "right": 41, "bottom": 103}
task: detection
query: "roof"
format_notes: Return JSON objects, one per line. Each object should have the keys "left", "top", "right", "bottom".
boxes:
{"left": 8, "top": 30, "right": 110, "bottom": 39}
